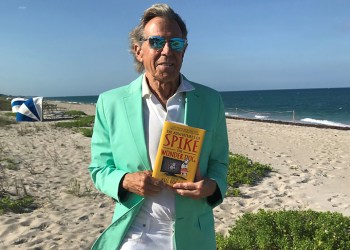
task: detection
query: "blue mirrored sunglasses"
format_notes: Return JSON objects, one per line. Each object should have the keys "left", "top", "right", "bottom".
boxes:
{"left": 142, "top": 36, "right": 187, "bottom": 52}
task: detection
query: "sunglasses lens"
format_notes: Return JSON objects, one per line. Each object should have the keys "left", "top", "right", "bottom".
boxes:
{"left": 170, "top": 38, "right": 186, "bottom": 51}
{"left": 146, "top": 36, "right": 186, "bottom": 51}
{"left": 149, "top": 37, "right": 166, "bottom": 49}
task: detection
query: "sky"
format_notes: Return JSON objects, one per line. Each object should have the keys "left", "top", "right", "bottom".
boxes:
{"left": 1, "top": 0, "right": 350, "bottom": 97}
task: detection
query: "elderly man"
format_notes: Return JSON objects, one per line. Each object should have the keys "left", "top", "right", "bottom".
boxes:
{"left": 89, "top": 3, "right": 228, "bottom": 250}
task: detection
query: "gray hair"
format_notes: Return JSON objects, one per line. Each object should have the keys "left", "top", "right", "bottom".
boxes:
{"left": 129, "top": 3, "right": 188, "bottom": 73}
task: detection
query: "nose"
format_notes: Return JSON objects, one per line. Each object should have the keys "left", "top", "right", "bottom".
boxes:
{"left": 161, "top": 41, "right": 172, "bottom": 55}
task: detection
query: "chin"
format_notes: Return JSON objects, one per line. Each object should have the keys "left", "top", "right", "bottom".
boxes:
{"left": 156, "top": 71, "right": 179, "bottom": 81}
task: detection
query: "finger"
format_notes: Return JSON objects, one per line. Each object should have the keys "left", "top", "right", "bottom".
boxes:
{"left": 174, "top": 188, "right": 200, "bottom": 198}
{"left": 135, "top": 181, "right": 162, "bottom": 196}
{"left": 172, "top": 182, "right": 196, "bottom": 190}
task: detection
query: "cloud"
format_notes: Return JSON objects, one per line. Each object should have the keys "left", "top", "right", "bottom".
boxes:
{"left": 18, "top": 6, "right": 27, "bottom": 10}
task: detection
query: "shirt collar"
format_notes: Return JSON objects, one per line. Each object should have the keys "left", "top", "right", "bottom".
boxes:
{"left": 142, "top": 74, "right": 194, "bottom": 98}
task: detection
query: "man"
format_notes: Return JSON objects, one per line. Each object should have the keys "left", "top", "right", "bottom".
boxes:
{"left": 89, "top": 4, "right": 228, "bottom": 249}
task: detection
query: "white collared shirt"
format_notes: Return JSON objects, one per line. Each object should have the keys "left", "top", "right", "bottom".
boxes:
{"left": 140, "top": 74, "right": 194, "bottom": 220}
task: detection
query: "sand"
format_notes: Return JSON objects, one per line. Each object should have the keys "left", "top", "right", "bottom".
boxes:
{"left": 0, "top": 102, "right": 349, "bottom": 249}
{"left": 215, "top": 118, "right": 350, "bottom": 234}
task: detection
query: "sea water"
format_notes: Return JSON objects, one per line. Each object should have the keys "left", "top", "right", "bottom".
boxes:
{"left": 221, "top": 88, "right": 350, "bottom": 127}
{"left": 47, "top": 87, "right": 350, "bottom": 128}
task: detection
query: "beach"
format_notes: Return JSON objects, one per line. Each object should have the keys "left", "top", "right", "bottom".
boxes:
{"left": 1, "top": 102, "right": 349, "bottom": 249}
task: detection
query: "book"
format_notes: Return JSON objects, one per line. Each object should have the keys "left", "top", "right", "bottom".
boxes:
{"left": 152, "top": 121, "right": 206, "bottom": 185}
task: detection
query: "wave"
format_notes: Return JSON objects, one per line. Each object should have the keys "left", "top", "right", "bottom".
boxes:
{"left": 301, "top": 118, "right": 350, "bottom": 128}
{"left": 255, "top": 115, "right": 269, "bottom": 119}
{"left": 225, "top": 112, "right": 238, "bottom": 118}
{"left": 225, "top": 112, "right": 270, "bottom": 120}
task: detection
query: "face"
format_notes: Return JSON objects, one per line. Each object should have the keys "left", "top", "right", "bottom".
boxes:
{"left": 134, "top": 17, "right": 186, "bottom": 85}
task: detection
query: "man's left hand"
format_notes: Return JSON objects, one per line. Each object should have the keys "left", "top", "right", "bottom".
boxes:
{"left": 172, "top": 177, "right": 217, "bottom": 199}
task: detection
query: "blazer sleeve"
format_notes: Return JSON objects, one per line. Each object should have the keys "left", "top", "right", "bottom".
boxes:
{"left": 206, "top": 94, "right": 229, "bottom": 207}
{"left": 88, "top": 95, "right": 128, "bottom": 202}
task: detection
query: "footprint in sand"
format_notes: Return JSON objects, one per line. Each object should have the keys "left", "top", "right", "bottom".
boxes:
{"left": 327, "top": 194, "right": 349, "bottom": 208}
{"left": 236, "top": 200, "right": 247, "bottom": 207}
{"left": 244, "top": 203, "right": 262, "bottom": 213}
{"left": 219, "top": 203, "right": 233, "bottom": 210}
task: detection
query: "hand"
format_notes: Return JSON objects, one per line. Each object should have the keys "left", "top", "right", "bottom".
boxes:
{"left": 172, "top": 176, "right": 217, "bottom": 199}
{"left": 122, "top": 170, "right": 166, "bottom": 197}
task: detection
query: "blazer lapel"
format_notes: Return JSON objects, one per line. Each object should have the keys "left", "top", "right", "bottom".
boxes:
{"left": 123, "top": 79, "right": 151, "bottom": 170}
{"left": 184, "top": 90, "right": 203, "bottom": 128}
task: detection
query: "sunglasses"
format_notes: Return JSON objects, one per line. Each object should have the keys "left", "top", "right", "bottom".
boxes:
{"left": 142, "top": 36, "right": 187, "bottom": 52}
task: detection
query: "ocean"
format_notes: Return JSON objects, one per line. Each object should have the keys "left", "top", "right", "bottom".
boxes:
{"left": 47, "top": 87, "right": 350, "bottom": 128}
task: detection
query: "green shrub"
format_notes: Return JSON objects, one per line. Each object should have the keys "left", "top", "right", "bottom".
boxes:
{"left": 226, "top": 153, "right": 272, "bottom": 197}
{"left": 216, "top": 210, "right": 350, "bottom": 250}
{"left": 0, "top": 195, "right": 36, "bottom": 214}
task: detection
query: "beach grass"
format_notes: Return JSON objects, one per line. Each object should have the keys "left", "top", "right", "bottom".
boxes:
{"left": 226, "top": 153, "right": 272, "bottom": 197}
{"left": 216, "top": 209, "right": 350, "bottom": 250}
{"left": 66, "top": 178, "right": 97, "bottom": 198}
{"left": 0, "top": 96, "right": 11, "bottom": 111}
{"left": 0, "top": 117, "right": 15, "bottom": 127}
{"left": 55, "top": 115, "right": 94, "bottom": 129}
{"left": 0, "top": 164, "right": 37, "bottom": 214}
{"left": 4, "top": 112, "right": 16, "bottom": 117}
{"left": 0, "top": 114, "right": 16, "bottom": 127}
{"left": 0, "top": 195, "right": 36, "bottom": 214}
{"left": 79, "top": 128, "right": 93, "bottom": 137}
{"left": 54, "top": 115, "right": 94, "bottom": 137}
{"left": 62, "top": 110, "right": 87, "bottom": 117}
{"left": 0, "top": 158, "right": 18, "bottom": 170}
{"left": 0, "top": 139, "right": 38, "bottom": 215}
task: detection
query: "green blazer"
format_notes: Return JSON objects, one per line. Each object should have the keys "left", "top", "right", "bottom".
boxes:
{"left": 88, "top": 75, "right": 228, "bottom": 250}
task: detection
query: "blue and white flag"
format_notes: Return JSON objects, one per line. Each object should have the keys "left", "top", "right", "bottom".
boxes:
{"left": 12, "top": 97, "right": 43, "bottom": 122}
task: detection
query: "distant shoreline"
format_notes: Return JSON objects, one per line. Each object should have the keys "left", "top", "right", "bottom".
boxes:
{"left": 2, "top": 94, "right": 349, "bottom": 130}
{"left": 48, "top": 100, "right": 350, "bottom": 131}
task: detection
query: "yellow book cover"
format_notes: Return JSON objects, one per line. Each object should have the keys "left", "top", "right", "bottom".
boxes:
{"left": 152, "top": 121, "right": 206, "bottom": 185}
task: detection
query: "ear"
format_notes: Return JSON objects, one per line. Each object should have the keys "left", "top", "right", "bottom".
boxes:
{"left": 134, "top": 44, "right": 143, "bottom": 62}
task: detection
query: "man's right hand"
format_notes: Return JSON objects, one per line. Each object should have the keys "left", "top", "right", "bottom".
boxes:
{"left": 122, "top": 170, "right": 165, "bottom": 197}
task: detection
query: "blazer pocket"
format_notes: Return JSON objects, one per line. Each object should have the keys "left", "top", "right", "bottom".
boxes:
{"left": 196, "top": 211, "right": 216, "bottom": 250}
{"left": 198, "top": 211, "right": 215, "bottom": 231}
